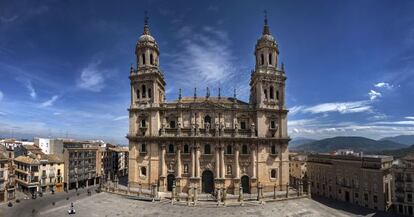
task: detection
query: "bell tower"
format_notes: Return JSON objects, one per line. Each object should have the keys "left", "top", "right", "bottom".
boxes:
{"left": 250, "top": 12, "right": 286, "bottom": 110}
{"left": 130, "top": 13, "right": 166, "bottom": 108}
{"left": 250, "top": 12, "right": 288, "bottom": 139}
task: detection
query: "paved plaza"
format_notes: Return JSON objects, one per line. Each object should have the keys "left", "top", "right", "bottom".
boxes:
{"left": 1, "top": 190, "right": 397, "bottom": 217}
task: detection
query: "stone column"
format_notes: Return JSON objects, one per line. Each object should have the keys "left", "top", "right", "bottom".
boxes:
{"left": 251, "top": 146, "right": 257, "bottom": 179}
{"left": 176, "top": 146, "right": 181, "bottom": 178}
{"left": 220, "top": 146, "right": 225, "bottom": 178}
{"left": 215, "top": 145, "right": 220, "bottom": 178}
{"left": 234, "top": 144, "right": 240, "bottom": 179}
{"left": 191, "top": 145, "right": 196, "bottom": 177}
{"left": 196, "top": 146, "right": 201, "bottom": 178}
{"left": 161, "top": 144, "right": 166, "bottom": 177}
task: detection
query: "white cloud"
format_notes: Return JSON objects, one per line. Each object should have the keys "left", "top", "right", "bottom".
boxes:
{"left": 0, "top": 15, "right": 19, "bottom": 23}
{"left": 374, "top": 82, "right": 394, "bottom": 89}
{"left": 373, "top": 121, "right": 414, "bottom": 125}
{"left": 368, "top": 90, "right": 381, "bottom": 100}
{"left": 40, "top": 95, "right": 59, "bottom": 107}
{"left": 405, "top": 117, "right": 414, "bottom": 120}
{"left": 0, "top": 90, "right": 3, "bottom": 101}
{"left": 289, "top": 106, "right": 304, "bottom": 115}
{"left": 167, "top": 26, "right": 237, "bottom": 91}
{"left": 77, "top": 61, "right": 105, "bottom": 92}
{"left": 300, "top": 100, "right": 372, "bottom": 114}
{"left": 113, "top": 115, "right": 128, "bottom": 121}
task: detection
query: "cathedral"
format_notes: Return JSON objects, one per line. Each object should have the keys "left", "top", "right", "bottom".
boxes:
{"left": 128, "top": 14, "right": 289, "bottom": 195}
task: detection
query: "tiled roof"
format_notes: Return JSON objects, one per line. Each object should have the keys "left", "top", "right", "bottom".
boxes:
{"left": 15, "top": 155, "right": 40, "bottom": 165}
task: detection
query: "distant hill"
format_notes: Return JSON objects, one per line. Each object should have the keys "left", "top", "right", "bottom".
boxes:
{"left": 289, "top": 138, "right": 317, "bottom": 148}
{"left": 380, "top": 135, "right": 414, "bottom": 146}
{"left": 378, "top": 145, "right": 414, "bottom": 158}
{"left": 294, "top": 136, "right": 407, "bottom": 153}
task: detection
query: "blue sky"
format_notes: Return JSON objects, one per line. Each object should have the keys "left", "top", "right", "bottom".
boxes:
{"left": 1, "top": 0, "right": 414, "bottom": 144}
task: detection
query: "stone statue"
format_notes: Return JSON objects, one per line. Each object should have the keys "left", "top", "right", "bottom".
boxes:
{"left": 250, "top": 122, "right": 256, "bottom": 137}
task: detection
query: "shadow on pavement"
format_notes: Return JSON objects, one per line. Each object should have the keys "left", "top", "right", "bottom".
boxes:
{"left": 311, "top": 196, "right": 401, "bottom": 217}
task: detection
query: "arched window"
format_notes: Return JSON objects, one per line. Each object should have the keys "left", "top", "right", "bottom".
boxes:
{"left": 169, "top": 120, "right": 176, "bottom": 128}
{"left": 142, "top": 85, "right": 146, "bottom": 98}
{"left": 183, "top": 144, "right": 189, "bottom": 153}
{"left": 141, "top": 119, "right": 146, "bottom": 128}
{"left": 264, "top": 89, "right": 268, "bottom": 99}
{"left": 269, "top": 86, "right": 274, "bottom": 99}
{"left": 271, "top": 145, "right": 276, "bottom": 155}
{"left": 276, "top": 91, "right": 279, "bottom": 100}
{"left": 150, "top": 53, "right": 154, "bottom": 65}
{"left": 204, "top": 144, "right": 211, "bottom": 154}
{"left": 240, "top": 121, "right": 246, "bottom": 130}
{"left": 226, "top": 145, "right": 232, "bottom": 155}
{"left": 148, "top": 88, "right": 152, "bottom": 98}
{"left": 137, "top": 89, "right": 140, "bottom": 99}
{"left": 242, "top": 145, "right": 248, "bottom": 155}
{"left": 260, "top": 54, "right": 264, "bottom": 65}
{"left": 204, "top": 115, "right": 211, "bottom": 125}
{"left": 141, "top": 167, "right": 147, "bottom": 176}
{"left": 270, "top": 120, "right": 276, "bottom": 129}
{"left": 168, "top": 144, "right": 174, "bottom": 153}
{"left": 142, "top": 54, "right": 146, "bottom": 65}
{"left": 271, "top": 169, "right": 277, "bottom": 179}
{"left": 141, "top": 143, "right": 147, "bottom": 153}
{"left": 269, "top": 53, "right": 272, "bottom": 65}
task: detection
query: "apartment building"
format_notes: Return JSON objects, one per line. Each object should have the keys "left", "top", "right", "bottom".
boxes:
{"left": 104, "top": 145, "right": 129, "bottom": 180}
{"left": 38, "top": 154, "right": 64, "bottom": 192}
{"left": 392, "top": 154, "right": 414, "bottom": 215}
{"left": 63, "top": 141, "right": 100, "bottom": 190}
{"left": 0, "top": 143, "right": 15, "bottom": 202}
{"left": 289, "top": 153, "right": 307, "bottom": 188}
{"left": 307, "top": 152, "right": 393, "bottom": 211}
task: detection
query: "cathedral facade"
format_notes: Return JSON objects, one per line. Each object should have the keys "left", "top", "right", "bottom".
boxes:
{"left": 128, "top": 16, "right": 289, "bottom": 194}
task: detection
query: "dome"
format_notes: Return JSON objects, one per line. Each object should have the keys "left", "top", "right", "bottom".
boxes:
{"left": 259, "top": 34, "right": 275, "bottom": 43}
{"left": 138, "top": 34, "right": 156, "bottom": 43}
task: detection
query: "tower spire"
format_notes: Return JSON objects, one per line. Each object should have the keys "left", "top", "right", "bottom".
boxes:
{"left": 263, "top": 10, "right": 270, "bottom": 35}
{"left": 143, "top": 10, "right": 150, "bottom": 35}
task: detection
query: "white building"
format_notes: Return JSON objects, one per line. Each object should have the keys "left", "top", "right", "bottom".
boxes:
{"left": 34, "top": 138, "right": 51, "bottom": 154}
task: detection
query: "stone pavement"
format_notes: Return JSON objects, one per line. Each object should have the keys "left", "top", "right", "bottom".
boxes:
{"left": 33, "top": 192, "right": 395, "bottom": 217}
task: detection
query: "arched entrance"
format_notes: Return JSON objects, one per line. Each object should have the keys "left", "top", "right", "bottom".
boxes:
{"left": 202, "top": 170, "right": 214, "bottom": 193}
{"left": 167, "top": 174, "right": 175, "bottom": 192}
{"left": 241, "top": 175, "right": 250, "bottom": 194}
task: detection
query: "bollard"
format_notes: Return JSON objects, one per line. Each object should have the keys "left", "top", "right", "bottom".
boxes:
{"left": 238, "top": 186, "right": 244, "bottom": 204}
{"left": 216, "top": 188, "right": 222, "bottom": 206}
{"left": 171, "top": 183, "right": 176, "bottom": 204}
{"left": 286, "top": 183, "right": 289, "bottom": 198}
{"left": 273, "top": 184, "right": 277, "bottom": 199}
{"left": 257, "top": 183, "right": 263, "bottom": 201}
{"left": 193, "top": 186, "right": 198, "bottom": 205}
{"left": 222, "top": 188, "right": 227, "bottom": 206}
{"left": 187, "top": 187, "right": 193, "bottom": 206}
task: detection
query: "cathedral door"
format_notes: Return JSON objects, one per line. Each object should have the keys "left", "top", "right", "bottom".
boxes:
{"left": 241, "top": 175, "right": 250, "bottom": 194}
{"left": 167, "top": 174, "right": 175, "bottom": 192}
{"left": 202, "top": 170, "right": 214, "bottom": 193}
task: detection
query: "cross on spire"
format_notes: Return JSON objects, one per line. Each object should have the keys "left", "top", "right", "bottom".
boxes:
{"left": 263, "top": 10, "right": 270, "bottom": 35}
{"left": 144, "top": 10, "right": 149, "bottom": 26}
{"left": 143, "top": 10, "right": 150, "bottom": 35}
